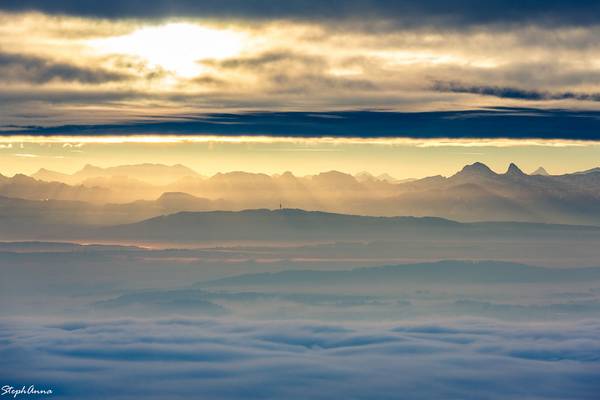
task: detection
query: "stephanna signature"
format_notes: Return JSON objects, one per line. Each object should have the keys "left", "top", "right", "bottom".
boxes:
{"left": 1, "top": 386, "right": 52, "bottom": 398}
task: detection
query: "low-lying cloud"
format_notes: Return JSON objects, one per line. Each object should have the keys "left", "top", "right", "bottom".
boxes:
{"left": 1, "top": 317, "right": 599, "bottom": 399}
{"left": 5, "top": 109, "right": 600, "bottom": 141}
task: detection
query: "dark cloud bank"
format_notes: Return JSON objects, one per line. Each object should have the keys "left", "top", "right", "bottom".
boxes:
{"left": 5, "top": 108, "right": 600, "bottom": 140}
{"left": 3, "top": 1, "right": 600, "bottom": 28}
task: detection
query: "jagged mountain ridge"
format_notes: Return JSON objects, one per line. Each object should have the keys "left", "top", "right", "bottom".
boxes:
{"left": 2, "top": 162, "right": 600, "bottom": 224}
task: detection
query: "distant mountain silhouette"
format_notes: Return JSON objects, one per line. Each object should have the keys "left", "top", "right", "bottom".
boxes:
{"left": 198, "top": 260, "right": 600, "bottom": 288}
{"left": 156, "top": 192, "right": 218, "bottom": 210}
{"left": 93, "top": 208, "right": 600, "bottom": 244}
{"left": 572, "top": 167, "right": 600, "bottom": 175}
{"left": 98, "top": 208, "right": 460, "bottom": 242}
{"left": 0, "top": 192, "right": 224, "bottom": 230}
{"left": 391, "top": 162, "right": 600, "bottom": 224}
{"left": 505, "top": 162, "right": 526, "bottom": 177}
{"left": 6, "top": 161, "right": 600, "bottom": 224}
{"left": 3, "top": 202, "right": 600, "bottom": 244}
{"left": 454, "top": 162, "right": 497, "bottom": 180}
{"left": 531, "top": 167, "right": 549, "bottom": 176}
{"left": 0, "top": 174, "right": 109, "bottom": 202}
{"left": 32, "top": 168, "right": 72, "bottom": 182}
{"left": 32, "top": 163, "right": 200, "bottom": 185}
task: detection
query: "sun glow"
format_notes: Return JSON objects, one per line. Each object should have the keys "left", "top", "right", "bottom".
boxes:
{"left": 89, "top": 23, "right": 245, "bottom": 78}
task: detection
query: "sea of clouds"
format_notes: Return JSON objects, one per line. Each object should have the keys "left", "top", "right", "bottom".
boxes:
{"left": 1, "top": 317, "right": 599, "bottom": 399}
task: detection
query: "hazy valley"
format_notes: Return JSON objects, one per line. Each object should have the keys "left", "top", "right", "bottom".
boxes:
{"left": 3, "top": 164, "right": 600, "bottom": 399}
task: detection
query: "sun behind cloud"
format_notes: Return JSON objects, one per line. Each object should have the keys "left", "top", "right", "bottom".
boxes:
{"left": 88, "top": 22, "right": 245, "bottom": 78}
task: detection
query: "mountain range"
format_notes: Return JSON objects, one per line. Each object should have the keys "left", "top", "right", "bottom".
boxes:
{"left": 2, "top": 162, "right": 600, "bottom": 224}
{"left": 3, "top": 206, "right": 600, "bottom": 246}
{"left": 32, "top": 163, "right": 200, "bottom": 185}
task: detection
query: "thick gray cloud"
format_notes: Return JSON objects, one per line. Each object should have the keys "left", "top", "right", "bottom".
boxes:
{"left": 0, "top": 52, "right": 129, "bottom": 84}
{"left": 2, "top": 3, "right": 600, "bottom": 127}
{"left": 434, "top": 81, "right": 600, "bottom": 102}
{"left": 211, "top": 51, "right": 323, "bottom": 70}
{"left": 1, "top": 317, "right": 599, "bottom": 399}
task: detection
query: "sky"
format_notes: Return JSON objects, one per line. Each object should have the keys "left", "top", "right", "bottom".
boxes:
{"left": 1, "top": 1, "right": 600, "bottom": 175}
{"left": 2, "top": 5, "right": 600, "bottom": 397}
{"left": 3, "top": 138, "right": 600, "bottom": 179}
